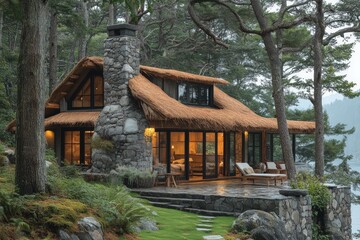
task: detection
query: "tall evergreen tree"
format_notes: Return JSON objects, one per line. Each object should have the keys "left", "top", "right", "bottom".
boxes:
{"left": 15, "top": 0, "right": 48, "bottom": 195}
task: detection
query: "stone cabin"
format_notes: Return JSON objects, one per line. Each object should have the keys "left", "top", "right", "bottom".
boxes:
{"left": 7, "top": 24, "right": 315, "bottom": 181}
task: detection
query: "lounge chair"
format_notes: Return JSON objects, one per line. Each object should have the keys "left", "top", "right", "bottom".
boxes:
{"left": 266, "top": 161, "right": 281, "bottom": 174}
{"left": 236, "top": 162, "right": 287, "bottom": 186}
{"left": 277, "top": 162, "right": 287, "bottom": 175}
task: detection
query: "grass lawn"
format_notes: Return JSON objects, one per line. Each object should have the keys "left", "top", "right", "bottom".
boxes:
{"left": 138, "top": 206, "right": 235, "bottom": 240}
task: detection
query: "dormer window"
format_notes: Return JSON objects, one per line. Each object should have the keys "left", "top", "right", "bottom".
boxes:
{"left": 178, "top": 83, "right": 212, "bottom": 106}
{"left": 70, "top": 72, "right": 104, "bottom": 109}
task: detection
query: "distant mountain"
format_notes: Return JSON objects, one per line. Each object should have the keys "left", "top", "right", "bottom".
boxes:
{"left": 324, "top": 96, "right": 360, "bottom": 162}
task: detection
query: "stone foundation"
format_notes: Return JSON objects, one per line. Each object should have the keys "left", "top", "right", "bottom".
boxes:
{"left": 325, "top": 185, "right": 352, "bottom": 240}
{"left": 199, "top": 187, "right": 351, "bottom": 240}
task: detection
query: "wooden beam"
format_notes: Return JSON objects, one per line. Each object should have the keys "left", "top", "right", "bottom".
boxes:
{"left": 69, "top": 74, "right": 79, "bottom": 79}
{"left": 65, "top": 81, "right": 74, "bottom": 86}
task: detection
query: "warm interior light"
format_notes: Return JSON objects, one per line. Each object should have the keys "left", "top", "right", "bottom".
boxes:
{"left": 244, "top": 131, "right": 248, "bottom": 138}
{"left": 144, "top": 128, "right": 155, "bottom": 142}
{"left": 171, "top": 145, "right": 175, "bottom": 149}
{"left": 45, "top": 130, "right": 55, "bottom": 149}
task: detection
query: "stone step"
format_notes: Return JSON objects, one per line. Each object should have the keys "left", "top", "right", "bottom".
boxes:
{"left": 196, "top": 228, "right": 212, "bottom": 232}
{"left": 203, "top": 235, "right": 224, "bottom": 240}
{"left": 148, "top": 201, "right": 170, "bottom": 208}
{"left": 167, "top": 204, "right": 186, "bottom": 210}
{"left": 132, "top": 189, "right": 205, "bottom": 200}
{"left": 196, "top": 224, "right": 213, "bottom": 228}
{"left": 141, "top": 195, "right": 206, "bottom": 208}
{"left": 198, "top": 215, "right": 215, "bottom": 219}
{"left": 199, "top": 219, "right": 214, "bottom": 223}
{"left": 185, "top": 208, "right": 238, "bottom": 217}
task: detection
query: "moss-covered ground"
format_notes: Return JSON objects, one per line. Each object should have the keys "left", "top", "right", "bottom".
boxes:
{"left": 0, "top": 164, "right": 247, "bottom": 240}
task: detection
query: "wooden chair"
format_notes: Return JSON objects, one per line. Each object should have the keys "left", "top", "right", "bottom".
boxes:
{"left": 266, "top": 161, "right": 281, "bottom": 174}
{"left": 236, "top": 162, "right": 287, "bottom": 186}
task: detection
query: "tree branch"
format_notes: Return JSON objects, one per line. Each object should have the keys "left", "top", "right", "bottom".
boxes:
{"left": 188, "top": 0, "right": 262, "bottom": 48}
{"left": 188, "top": 0, "right": 229, "bottom": 48}
{"left": 280, "top": 0, "right": 312, "bottom": 20}
{"left": 323, "top": 24, "right": 360, "bottom": 45}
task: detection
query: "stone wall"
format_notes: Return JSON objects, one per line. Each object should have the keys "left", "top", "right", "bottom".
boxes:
{"left": 195, "top": 192, "right": 312, "bottom": 240}
{"left": 91, "top": 24, "right": 152, "bottom": 173}
{"left": 278, "top": 193, "right": 312, "bottom": 240}
{"left": 324, "top": 185, "right": 352, "bottom": 240}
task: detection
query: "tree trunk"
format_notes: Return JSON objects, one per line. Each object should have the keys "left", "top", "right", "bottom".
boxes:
{"left": 78, "top": 0, "right": 88, "bottom": 60}
{"left": 49, "top": 9, "right": 58, "bottom": 93}
{"left": 0, "top": 7, "right": 3, "bottom": 56}
{"left": 109, "top": 3, "right": 115, "bottom": 25}
{"left": 16, "top": 0, "right": 48, "bottom": 195}
{"left": 251, "top": 0, "right": 296, "bottom": 179}
{"left": 313, "top": 0, "right": 325, "bottom": 177}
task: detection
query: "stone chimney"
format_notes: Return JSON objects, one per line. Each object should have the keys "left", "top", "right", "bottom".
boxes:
{"left": 91, "top": 24, "right": 152, "bottom": 173}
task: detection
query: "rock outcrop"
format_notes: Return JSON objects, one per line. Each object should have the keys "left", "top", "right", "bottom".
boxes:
{"left": 232, "top": 210, "right": 287, "bottom": 240}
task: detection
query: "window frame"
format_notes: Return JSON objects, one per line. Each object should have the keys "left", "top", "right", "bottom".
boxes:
{"left": 61, "top": 128, "right": 94, "bottom": 166}
{"left": 178, "top": 82, "right": 213, "bottom": 106}
{"left": 68, "top": 70, "right": 104, "bottom": 110}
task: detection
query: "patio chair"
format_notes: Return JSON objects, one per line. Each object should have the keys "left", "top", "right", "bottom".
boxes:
{"left": 266, "top": 161, "right": 281, "bottom": 174}
{"left": 277, "top": 162, "right": 287, "bottom": 175}
{"left": 236, "top": 162, "right": 287, "bottom": 186}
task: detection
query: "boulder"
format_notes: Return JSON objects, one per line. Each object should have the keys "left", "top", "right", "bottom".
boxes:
{"left": 4, "top": 149, "right": 15, "bottom": 164}
{"left": 59, "top": 230, "right": 80, "bottom": 240}
{"left": 77, "top": 217, "right": 104, "bottom": 240}
{"left": 59, "top": 217, "right": 104, "bottom": 240}
{"left": 133, "top": 218, "right": 158, "bottom": 233}
{"left": 232, "top": 210, "right": 287, "bottom": 240}
{"left": 0, "top": 155, "right": 9, "bottom": 167}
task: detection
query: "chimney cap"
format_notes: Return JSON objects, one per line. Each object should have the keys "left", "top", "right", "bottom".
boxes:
{"left": 107, "top": 24, "right": 138, "bottom": 37}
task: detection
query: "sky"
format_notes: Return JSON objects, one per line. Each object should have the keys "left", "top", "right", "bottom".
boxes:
{"left": 296, "top": 0, "right": 360, "bottom": 106}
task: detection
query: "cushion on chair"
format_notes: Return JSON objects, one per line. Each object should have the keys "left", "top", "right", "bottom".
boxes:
{"left": 243, "top": 167, "right": 255, "bottom": 174}
{"left": 266, "top": 162, "right": 278, "bottom": 170}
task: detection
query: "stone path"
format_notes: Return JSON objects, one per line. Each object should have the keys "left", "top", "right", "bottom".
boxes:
{"left": 196, "top": 216, "right": 225, "bottom": 240}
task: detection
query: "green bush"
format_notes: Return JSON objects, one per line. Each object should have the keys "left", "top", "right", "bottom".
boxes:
{"left": 47, "top": 167, "right": 151, "bottom": 233}
{"left": 91, "top": 135, "right": 114, "bottom": 152}
{"left": 0, "top": 142, "right": 5, "bottom": 156}
{"left": 291, "top": 172, "right": 331, "bottom": 211}
{"left": 291, "top": 172, "right": 331, "bottom": 240}
{"left": 115, "top": 166, "right": 157, "bottom": 188}
{"left": 0, "top": 191, "right": 23, "bottom": 222}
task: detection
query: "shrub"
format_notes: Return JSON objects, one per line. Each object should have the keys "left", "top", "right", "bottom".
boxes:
{"left": 0, "top": 191, "right": 23, "bottom": 222}
{"left": 0, "top": 142, "right": 5, "bottom": 156}
{"left": 91, "top": 135, "right": 114, "bottom": 152}
{"left": 291, "top": 172, "right": 331, "bottom": 240}
{"left": 47, "top": 167, "right": 151, "bottom": 234}
{"left": 291, "top": 172, "right": 331, "bottom": 212}
{"left": 115, "top": 166, "right": 157, "bottom": 188}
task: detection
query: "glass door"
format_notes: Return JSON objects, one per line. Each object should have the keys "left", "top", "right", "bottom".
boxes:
{"left": 170, "top": 132, "right": 186, "bottom": 179}
{"left": 204, "top": 132, "right": 217, "bottom": 178}
{"left": 189, "top": 132, "right": 203, "bottom": 180}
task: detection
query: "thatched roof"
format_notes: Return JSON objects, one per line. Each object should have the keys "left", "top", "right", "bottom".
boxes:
{"left": 129, "top": 75, "right": 315, "bottom": 133}
{"left": 47, "top": 57, "right": 228, "bottom": 105}
{"left": 140, "top": 65, "right": 229, "bottom": 85}
{"left": 48, "top": 57, "right": 104, "bottom": 105}
{"left": 6, "top": 56, "right": 315, "bottom": 133}
{"left": 45, "top": 111, "right": 100, "bottom": 128}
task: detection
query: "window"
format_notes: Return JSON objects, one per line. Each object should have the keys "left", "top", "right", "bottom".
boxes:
{"left": 70, "top": 72, "right": 104, "bottom": 109}
{"left": 245, "top": 132, "right": 262, "bottom": 168}
{"left": 64, "top": 131, "right": 81, "bottom": 165}
{"left": 63, "top": 129, "right": 94, "bottom": 166}
{"left": 178, "top": 83, "right": 211, "bottom": 106}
